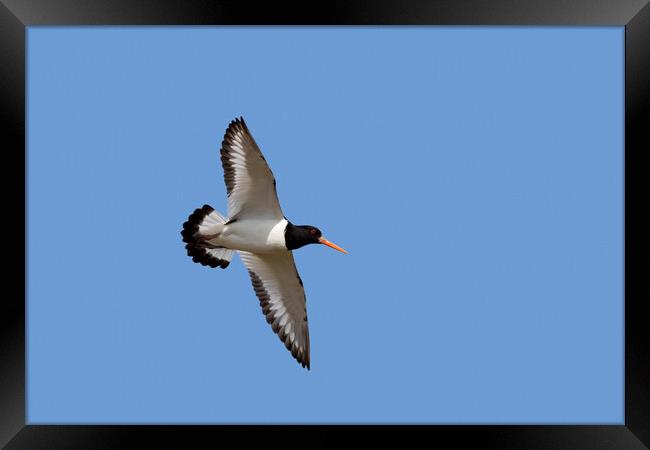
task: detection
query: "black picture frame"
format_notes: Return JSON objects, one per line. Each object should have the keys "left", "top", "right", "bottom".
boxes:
{"left": 2, "top": 1, "right": 648, "bottom": 448}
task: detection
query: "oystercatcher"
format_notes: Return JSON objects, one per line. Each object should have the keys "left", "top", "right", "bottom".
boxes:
{"left": 181, "top": 117, "right": 347, "bottom": 370}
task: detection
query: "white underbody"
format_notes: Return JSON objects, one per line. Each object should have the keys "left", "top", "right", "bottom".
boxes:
{"left": 201, "top": 217, "right": 288, "bottom": 254}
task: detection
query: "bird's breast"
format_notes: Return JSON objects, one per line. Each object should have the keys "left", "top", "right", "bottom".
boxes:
{"left": 216, "top": 218, "right": 288, "bottom": 253}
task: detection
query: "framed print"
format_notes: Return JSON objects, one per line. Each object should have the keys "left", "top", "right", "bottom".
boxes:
{"left": 2, "top": 0, "right": 648, "bottom": 448}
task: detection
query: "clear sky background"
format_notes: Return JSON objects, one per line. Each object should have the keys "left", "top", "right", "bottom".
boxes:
{"left": 27, "top": 27, "right": 623, "bottom": 423}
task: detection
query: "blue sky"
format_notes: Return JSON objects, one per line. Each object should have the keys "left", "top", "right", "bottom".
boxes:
{"left": 27, "top": 27, "right": 623, "bottom": 423}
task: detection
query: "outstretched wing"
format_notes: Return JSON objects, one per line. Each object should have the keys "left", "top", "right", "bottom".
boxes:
{"left": 238, "top": 250, "right": 310, "bottom": 369}
{"left": 220, "top": 117, "right": 284, "bottom": 220}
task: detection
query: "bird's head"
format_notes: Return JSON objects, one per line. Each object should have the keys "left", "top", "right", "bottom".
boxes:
{"left": 285, "top": 223, "right": 347, "bottom": 254}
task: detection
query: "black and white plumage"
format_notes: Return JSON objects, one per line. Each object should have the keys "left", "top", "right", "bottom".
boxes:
{"left": 220, "top": 118, "right": 284, "bottom": 221}
{"left": 181, "top": 117, "right": 347, "bottom": 370}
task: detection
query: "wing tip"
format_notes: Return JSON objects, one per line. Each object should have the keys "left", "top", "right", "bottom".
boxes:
{"left": 291, "top": 347, "right": 310, "bottom": 370}
{"left": 289, "top": 343, "right": 310, "bottom": 371}
{"left": 227, "top": 115, "right": 245, "bottom": 128}
{"left": 221, "top": 116, "right": 250, "bottom": 148}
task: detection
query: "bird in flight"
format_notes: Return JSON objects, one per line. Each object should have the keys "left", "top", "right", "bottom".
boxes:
{"left": 181, "top": 117, "right": 347, "bottom": 370}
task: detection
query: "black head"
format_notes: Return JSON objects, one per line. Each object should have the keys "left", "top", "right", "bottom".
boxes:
{"left": 284, "top": 223, "right": 322, "bottom": 250}
{"left": 284, "top": 221, "right": 348, "bottom": 254}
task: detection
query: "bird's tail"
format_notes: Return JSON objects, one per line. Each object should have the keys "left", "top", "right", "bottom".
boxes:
{"left": 181, "top": 204, "right": 234, "bottom": 269}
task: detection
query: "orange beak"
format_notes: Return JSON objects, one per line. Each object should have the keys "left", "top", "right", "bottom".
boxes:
{"left": 318, "top": 237, "right": 348, "bottom": 254}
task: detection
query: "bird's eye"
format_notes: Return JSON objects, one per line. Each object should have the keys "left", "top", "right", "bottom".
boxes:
{"left": 310, "top": 229, "right": 317, "bottom": 235}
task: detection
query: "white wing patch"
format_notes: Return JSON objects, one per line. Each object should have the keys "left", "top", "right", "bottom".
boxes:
{"left": 220, "top": 118, "right": 284, "bottom": 221}
{"left": 238, "top": 250, "right": 310, "bottom": 369}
